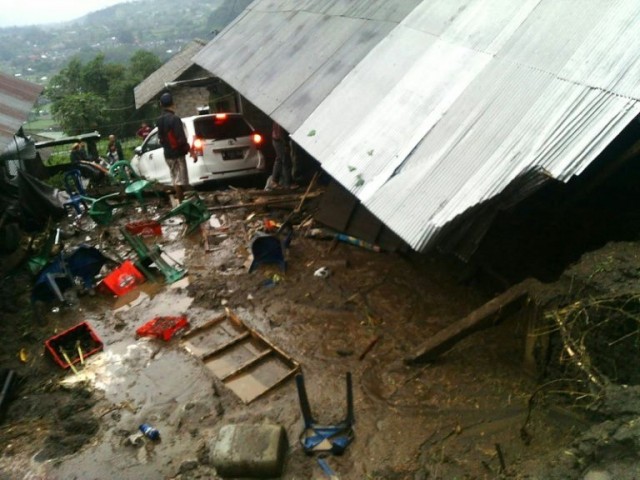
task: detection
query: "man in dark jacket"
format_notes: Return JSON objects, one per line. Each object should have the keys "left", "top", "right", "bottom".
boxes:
{"left": 156, "top": 92, "right": 193, "bottom": 202}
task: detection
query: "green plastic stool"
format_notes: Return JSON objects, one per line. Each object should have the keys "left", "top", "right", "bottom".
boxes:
{"left": 120, "top": 227, "right": 187, "bottom": 284}
{"left": 82, "top": 193, "right": 129, "bottom": 225}
{"left": 158, "top": 194, "right": 211, "bottom": 235}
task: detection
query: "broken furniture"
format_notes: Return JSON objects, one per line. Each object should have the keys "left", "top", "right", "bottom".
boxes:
{"left": 62, "top": 169, "right": 88, "bottom": 215}
{"left": 45, "top": 321, "right": 103, "bottom": 369}
{"left": 296, "top": 372, "right": 355, "bottom": 455}
{"left": 31, "top": 245, "right": 107, "bottom": 303}
{"left": 120, "top": 227, "right": 186, "bottom": 284}
{"left": 249, "top": 233, "right": 287, "bottom": 273}
{"left": 181, "top": 309, "right": 300, "bottom": 403}
{"left": 83, "top": 192, "right": 128, "bottom": 225}
{"left": 27, "top": 227, "right": 59, "bottom": 275}
{"left": 109, "top": 160, "right": 157, "bottom": 210}
{"left": 158, "top": 193, "right": 211, "bottom": 235}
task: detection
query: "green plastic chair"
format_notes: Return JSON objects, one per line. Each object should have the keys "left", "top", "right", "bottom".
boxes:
{"left": 81, "top": 193, "right": 129, "bottom": 225}
{"left": 158, "top": 193, "right": 211, "bottom": 235}
{"left": 108, "top": 160, "right": 155, "bottom": 209}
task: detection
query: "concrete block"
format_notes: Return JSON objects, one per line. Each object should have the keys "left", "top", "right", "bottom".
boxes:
{"left": 210, "top": 424, "right": 288, "bottom": 478}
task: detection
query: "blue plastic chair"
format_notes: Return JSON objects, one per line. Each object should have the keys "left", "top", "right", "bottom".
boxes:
{"left": 63, "top": 169, "right": 88, "bottom": 215}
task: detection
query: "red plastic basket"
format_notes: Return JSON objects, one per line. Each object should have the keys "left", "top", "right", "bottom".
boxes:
{"left": 125, "top": 220, "right": 162, "bottom": 237}
{"left": 45, "top": 321, "right": 103, "bottom": 369}
{"left": 100, "top": 260, "right": 145, "bottom": 296}
{"left": 136, "top": 316, "right": 189, "bottom": 341}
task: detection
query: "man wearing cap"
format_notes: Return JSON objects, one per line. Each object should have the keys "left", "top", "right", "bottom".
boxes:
{"left": 156, "top": 92, "right": 193, "bottom": 202}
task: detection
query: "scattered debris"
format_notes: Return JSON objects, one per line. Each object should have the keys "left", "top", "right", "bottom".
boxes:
{"left": 313, "top": 267, "right": 330, "bottom": 278}
{"left": 136, "top": 315, "right": 190, "bottom": 341}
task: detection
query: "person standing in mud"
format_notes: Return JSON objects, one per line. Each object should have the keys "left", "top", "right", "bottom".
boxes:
{"left": 156, "top": 92, "right": 193, "bottom": 203}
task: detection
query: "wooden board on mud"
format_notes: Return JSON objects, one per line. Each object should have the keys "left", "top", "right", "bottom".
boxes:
{"left": 181, "top": 309, "right": 300, "bottom": 403}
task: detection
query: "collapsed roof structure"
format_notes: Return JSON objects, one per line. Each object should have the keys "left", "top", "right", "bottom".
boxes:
{"left": 193, "top": 0, "right": 640, "bottom": 256}
{"left": 0, "top": 71, "right": 43, "bottom": 154}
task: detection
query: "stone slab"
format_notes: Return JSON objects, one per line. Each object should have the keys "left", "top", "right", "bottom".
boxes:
{"left": 210, "top": 424, "right": 288, "bottom": 478}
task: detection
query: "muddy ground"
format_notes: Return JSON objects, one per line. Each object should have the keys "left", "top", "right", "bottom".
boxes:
{"left": 1, "top": 183, "right": 640, "bottom": 479}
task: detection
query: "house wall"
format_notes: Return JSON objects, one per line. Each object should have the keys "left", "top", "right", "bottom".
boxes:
{"left": 172, "top": 88, "right": 210, "bottom": 118}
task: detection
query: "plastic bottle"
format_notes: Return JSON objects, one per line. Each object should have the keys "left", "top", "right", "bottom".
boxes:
{"left": 139, "top": 423, "right": 160, "bottom": 440}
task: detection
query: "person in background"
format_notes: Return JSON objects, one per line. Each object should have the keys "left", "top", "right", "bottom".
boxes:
{"left": 137, "top": 122, "right": 151, "bottom": 140}
{"left": 107, "top": 134, "right": 124, "bottom": 161}
{"left": 156, "top": 92, "right": 193, "bottom": 203}
{"left": 105, "top": 142, "right": 119, "bottom": 165}
{"left": 69, "top": 141, "right": 89, "bottom": 164}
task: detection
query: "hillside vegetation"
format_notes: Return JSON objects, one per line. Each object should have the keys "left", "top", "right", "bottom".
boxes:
{"left": 0, "top": 0, "right": 251, "bottom": 85}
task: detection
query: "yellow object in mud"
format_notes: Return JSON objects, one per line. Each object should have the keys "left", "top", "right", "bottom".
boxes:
{"left": 18, "top": 348, "right": 28, "bottom": 363}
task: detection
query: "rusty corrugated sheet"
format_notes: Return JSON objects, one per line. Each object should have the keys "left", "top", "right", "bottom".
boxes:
{"left": 0, "top": 71, "right": 43, "bottom": 151}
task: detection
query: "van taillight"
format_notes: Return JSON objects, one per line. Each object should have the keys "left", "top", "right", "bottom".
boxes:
{"left": 252, "top": 133, "right": 263, "bottom": 145}
{"left": 193, "top": 137, "right": 204, "bottom": 156}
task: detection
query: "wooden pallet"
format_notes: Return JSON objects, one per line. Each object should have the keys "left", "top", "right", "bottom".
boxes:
{"left": 181, "top": 309, "right": 300, "bottom": 403}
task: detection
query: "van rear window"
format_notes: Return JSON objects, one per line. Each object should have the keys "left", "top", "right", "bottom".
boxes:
{"left": 194, "top": 116, "right": 252, "bottom": 140}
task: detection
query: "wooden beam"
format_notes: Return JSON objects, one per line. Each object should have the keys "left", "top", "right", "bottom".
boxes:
{"left": 404, "top": 278, "right": 540, "bottom": 364}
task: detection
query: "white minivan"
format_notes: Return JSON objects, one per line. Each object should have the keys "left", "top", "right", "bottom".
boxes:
{"left": 131, "top": 112, "right": 265, "bottom": 186}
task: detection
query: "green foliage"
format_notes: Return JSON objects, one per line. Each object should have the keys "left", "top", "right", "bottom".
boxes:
{"left": 50, "top": 92, "right": 107, "bottom": 136}
{"left": 45, "top": 49, "right": 162, "bottom": 137}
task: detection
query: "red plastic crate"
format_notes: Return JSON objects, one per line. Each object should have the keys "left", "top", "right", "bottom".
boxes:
{"left": 100, "top": 260, "right": 145, "bottom": 296}
{"left": 136, "top": 316, "right": 189, "bottom": 341}
{"left": 125, "top": 220, "right": 162, "bottom": 237}
{"left": 45, "top": 321, "right": 103, "bottom": 369}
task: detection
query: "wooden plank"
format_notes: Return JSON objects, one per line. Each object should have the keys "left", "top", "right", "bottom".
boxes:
{"left": 240, "top": 366, "right": 300, "bottom": 404}
{"left": 181, "top": 313, "right": 228, "bottom": 340}
{"left": 201, "top": 332, "right": 251, "bottom": 361}
{"left": 220, "top": 349, "right": 274, "bottom": 381}
{"left": 227, "top": 309, "right": 299, "bottom": 368}
{"left": 405, "top": 278, "right": 540, "bottom": 364}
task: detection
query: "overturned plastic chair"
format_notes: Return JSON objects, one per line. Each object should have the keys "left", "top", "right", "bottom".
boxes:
{"left": 82, "top": 192, "right": 129, "bottom": 225}
{"left": 158, "top": 193, "right": 211, "bottom": 235}
{"left": 109, "top": 161, "right": 156, "bottom": 209}
{"left": 120, "top": 227, "right": 187, "bottom": 284}
{"left": 32, "top": 245, "right": 107, "bottom": 303}
{"left": 296, "top": 372, "right": 355, "bottom": 455}
{"left": 249, "top": 233, "right": 287, "bottom": 273}
{"left": 62, "top": 169, "right": 88, "bottom": 215}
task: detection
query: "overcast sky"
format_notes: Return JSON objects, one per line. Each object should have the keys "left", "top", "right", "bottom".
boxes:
{"left": 0, "top": 0, "right": 131, "bottom": 27}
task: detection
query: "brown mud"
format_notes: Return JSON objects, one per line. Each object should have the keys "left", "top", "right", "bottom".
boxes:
{"left": 1, "top": 187, "right": 640, "bottom": 479}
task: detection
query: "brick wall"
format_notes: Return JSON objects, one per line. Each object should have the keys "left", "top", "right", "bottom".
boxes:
{"left": 172, "top": 88, "right": 210, "bottom": 118}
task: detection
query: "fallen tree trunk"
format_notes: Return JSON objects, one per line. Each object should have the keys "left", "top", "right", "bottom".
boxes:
{"left": 404, "top": 278, "right": 540, "bottom": 364}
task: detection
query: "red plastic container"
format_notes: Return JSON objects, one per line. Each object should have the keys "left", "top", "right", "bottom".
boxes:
{"left": 125, "top": 220, "right": 162, "bottom": 237}
{"left": 45, "top": 321, "right": 103, "bottom": 369}
{"left": 136, "top": 316, "right": 189, "bottom": 341}
{"left": 100, "top": 260, "right": 145, "bottom": 296}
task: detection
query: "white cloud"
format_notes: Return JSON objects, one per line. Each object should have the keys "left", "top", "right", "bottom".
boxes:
{"left": 0, "top": 0, "right": 132, "bottom": 27}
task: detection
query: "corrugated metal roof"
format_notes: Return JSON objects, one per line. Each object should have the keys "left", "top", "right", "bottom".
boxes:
{"left": 194, "top": 0, "right": 640, "bottom": 254}
{"left": 134, "top": 40, "right": 207, "bottom": 109}
{"left": 0, "top": 72, "right": 43, "bottom": 152}
{"left": 193, "top": 0, "right": 423, "bottom": 129}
